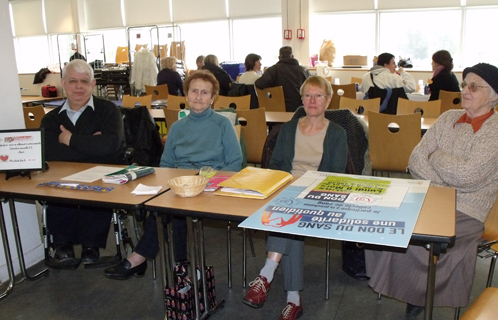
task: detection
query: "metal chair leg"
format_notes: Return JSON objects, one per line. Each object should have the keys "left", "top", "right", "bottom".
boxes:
{"left": 227, "top": 221, "right": 232, "bottom": 288}
{"left": 248, "top": 229, "right": 256, "bottom": 258}
{"left": 454, "top": 307, "right": 460, "bottom": 320}
{"left": 486, "top": 252, "right": 497, "bottom": 287}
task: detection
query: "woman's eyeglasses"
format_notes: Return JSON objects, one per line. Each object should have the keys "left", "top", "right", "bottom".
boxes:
{"left": 460, "top": 81, "right": 489, "bottom": 92}
{"left": 302, "top": 93, "right": 328, "bottom": 100}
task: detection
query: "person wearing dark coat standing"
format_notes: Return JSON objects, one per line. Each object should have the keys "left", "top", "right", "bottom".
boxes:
{"left": 428, "top": 50, "right": 460, "bottom": 101}
{"left": 255, "top": 46, "right": 310, "bottom": 112}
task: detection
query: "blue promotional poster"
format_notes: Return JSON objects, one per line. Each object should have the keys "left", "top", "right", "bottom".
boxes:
{"left": 238, "top": 171, "right": 430, "bottom": 248}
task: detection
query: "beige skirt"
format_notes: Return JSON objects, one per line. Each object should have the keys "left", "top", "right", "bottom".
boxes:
{"left": 365, "top": 210, "right": 483, "bottom": 308}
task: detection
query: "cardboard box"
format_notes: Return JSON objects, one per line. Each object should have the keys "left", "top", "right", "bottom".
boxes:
{"left": 343, "top": 55, "right": 368, "bottom": 66}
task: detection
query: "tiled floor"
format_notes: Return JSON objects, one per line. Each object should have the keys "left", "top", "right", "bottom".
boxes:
{"left": 0, "top": 219, "right": 495, "bottom": 320}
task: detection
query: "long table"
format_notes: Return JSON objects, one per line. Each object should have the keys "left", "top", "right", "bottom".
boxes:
{"left": 0, "top": 162, "right": 195, "bottom": 301}
{"left": 145, "top": 182, "right": 455, "bottom": 320}
{"left": 22, "top": 96, "right": 63, "bottom": 107}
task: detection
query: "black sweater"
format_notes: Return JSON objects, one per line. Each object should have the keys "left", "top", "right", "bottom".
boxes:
{"left": 41, "top": 96, "right": 126, "bottom": 164}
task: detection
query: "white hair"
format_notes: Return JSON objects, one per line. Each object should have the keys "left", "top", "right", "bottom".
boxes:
{"left": 62, "top": 59, "right": 94, "bottom": 80}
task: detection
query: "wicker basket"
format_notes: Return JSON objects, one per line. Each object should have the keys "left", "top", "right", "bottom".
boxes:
{"left": 167, "top": 176, "right": 210, "bottom": 197}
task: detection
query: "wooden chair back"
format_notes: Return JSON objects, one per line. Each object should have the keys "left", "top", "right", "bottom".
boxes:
{"left": 163, "top": 108, "right": 180, "bottom": 131}
{"left": 339, "top": 96, "right": 380, "bottom": 115}
{"left": 325, "top": 76, "right": 332, "bottom": 83}
{"left": 483, "top": 200, "right": 498, "bottom": 245}
{"left": 329, "top": 84, "right": 356, "bottom": 110}
{"left": 167, "top": 95, "right": 188, "bottom": 109}
{"left": 145, "top": 84, "right": 169, "bottom": 100}
{"left": 135, "top": 44, "right": 148, "bottom": 52}
{"left": 213, "top": 95, "right": 251, "bottom": 110}
{"left": 236, "top": 108, "right": 267, "bottom": 164}
{"left": 439, "top": 90, "right": 462, "bottom": 114}
{"left": 23, "top": 106, "right": 45, "bottom": 129}
{"left": 368, "top": 111, "right": 421, "bottom": 173}
{"left": 351, "top": 77, "right": 363, "bottom": 85}
{"left": 153, "top": 44, "right": 168, "bottom": 58}
{"left": 397, "top": 98, "right": 442, "bottom": 118}
{"left": 115, "top": 46, "right": 129, "bottom": 64}
{"left": 256, "top": 86, "right": 286, "bottom": 112}
{"left": 122, "top": 95, "right": 153, "bottom": 109}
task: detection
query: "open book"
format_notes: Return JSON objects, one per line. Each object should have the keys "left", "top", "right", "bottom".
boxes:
{"left": 102, "top": 166, "right": 155, "bottom": 184}
{"left": 214, "top": 167, "right": 292, "bottom": 199}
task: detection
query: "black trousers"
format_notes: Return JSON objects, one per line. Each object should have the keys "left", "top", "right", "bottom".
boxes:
{"left": 47, "top": 204, "right": 112, "bottom": 248}
{"left": 134, "top": 213, "right": 188, "bottom": 262}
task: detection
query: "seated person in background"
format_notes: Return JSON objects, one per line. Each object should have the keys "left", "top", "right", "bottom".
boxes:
{"left": 255, "top": 46, "right": 311, "bottom": 112}
{"left": 428, "top": 50, "right": 460, "bottom": 101}
{"left": 104, "top": 70, "right": 243, "bottom": 280}
{"left": 243, "top": 76, "right": 348, "bottom": 320}
{"left": 238, "top": 53, "right": 262, "bottom": 85}
{"left": 189, "top": 55, "right": 205, "bottom": 75}
{"left": 41, "top": 59, "right": 126, "bottom": 268}
{"left": 360, "top": 52, "right": 416, "bottom": 114}
{"left": 365, "top": 63, "right": 498, "bottom": 318}
{"left": 360, "top": 52, "right": 416, "bottom": 94}
{"left": 157, "top": 56, "right": 184, "bottom": 96}
{"left": 202, "top": 54, "right": 233, "bottom": 96}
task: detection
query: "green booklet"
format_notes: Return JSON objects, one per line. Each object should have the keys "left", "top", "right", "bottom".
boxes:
{"left": 102, "top": 166, "right": 155, "bottom": 184}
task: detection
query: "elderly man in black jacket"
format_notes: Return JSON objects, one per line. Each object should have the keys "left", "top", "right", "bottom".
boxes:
{"left": 255, "top": 46, "right": 310, "bottom": 112}
{"left": 41, "top": 59, "right": 126, "bottom": 269}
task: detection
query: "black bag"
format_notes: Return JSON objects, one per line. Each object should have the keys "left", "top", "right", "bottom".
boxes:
{"left": 365, "top": 73, "right": 408, "bottom": 115}
{"left": 341, "top": 241, "right": 370, "bottom": 280}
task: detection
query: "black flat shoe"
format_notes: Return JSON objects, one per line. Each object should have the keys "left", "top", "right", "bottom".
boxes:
{"left": 104, "top": 259, "right": 147, "bottom": 280}
{"left": 81, "top": 247, "right": 100, "bottom": 264}
{"left": 406, "top": 303, "right": 424, "bottom": 318}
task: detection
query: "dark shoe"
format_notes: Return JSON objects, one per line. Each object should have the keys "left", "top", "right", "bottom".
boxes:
{"left": 45, "top": 243, "right": 80, "bottom": 270}
{"left": 406, "top": 303, "right": 424, "bottom": 318}
{"left": 242, "top": 276, "right": 271, "bottom": 308}
{"left": 103, "top": 259, "right": 147, "bottom": 280}
{"left": 81, "top": 247, "right": 100, "bottom": 264}
{"left": 278, "top": 300, "right": 303, "bottom": 320}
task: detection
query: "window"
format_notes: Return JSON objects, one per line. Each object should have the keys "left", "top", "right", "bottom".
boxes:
{"left": 92, "top": 29, "right": 127, "bottom": 64}
{"left": 379, "top": 10, "right": 461, "bottom": 69}
{"left": 310, "top": 12, "right": 376, "bottom": 67}
{"left": 463, "top": 7, "right": 498, "bottom": 67}
{"left": 177, "top": 20, "right": 230, "bottom": 70}
{"left": 232, "top": 17, "right": 282, "bottom": 68}
{"left": 15, "top": 36, "right": 50, "bottom": 73}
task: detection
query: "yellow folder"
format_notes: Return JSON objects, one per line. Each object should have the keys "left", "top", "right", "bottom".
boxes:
{"left": 214, "top": 166, "right": 293, "bottom": 199}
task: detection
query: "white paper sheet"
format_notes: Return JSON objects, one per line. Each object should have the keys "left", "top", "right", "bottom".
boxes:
{"left": 61, "top": 166, "right": 120, "bottom": 183}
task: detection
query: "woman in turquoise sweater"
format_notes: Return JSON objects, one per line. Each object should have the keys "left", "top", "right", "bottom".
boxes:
{"left": 104, "top": 71, "right": 243, "bottom": 280}
{"left": 243, "top": 76, "right": 348, "bottom": 320}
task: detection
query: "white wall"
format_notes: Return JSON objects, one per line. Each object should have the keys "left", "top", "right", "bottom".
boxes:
{"left": 0, "top": 0, "right": 44, "bottom": 282}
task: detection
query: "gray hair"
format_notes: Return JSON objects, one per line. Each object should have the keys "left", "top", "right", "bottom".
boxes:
{"left": 204, "top": 54, "right": 219, "bottom": 66}
{"left": 62, "top": 59, "right": 94, "bottom": 80}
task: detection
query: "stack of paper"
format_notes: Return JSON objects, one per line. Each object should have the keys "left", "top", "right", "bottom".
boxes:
{"left": 215, "top": 167, "right": 293, "bottom": 199}
{"left": 131, "top": 183, "right": 162, "bottom": 195}
{"left": 102, "top": 166, "right": 155, "bottom": 184}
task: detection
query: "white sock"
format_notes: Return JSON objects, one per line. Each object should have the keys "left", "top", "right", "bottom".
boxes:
{"left": 259, "top": 258, "right": 279, "bottom": 283}
{"left": 287, "top": 291, "right": 300, "bottom": 306}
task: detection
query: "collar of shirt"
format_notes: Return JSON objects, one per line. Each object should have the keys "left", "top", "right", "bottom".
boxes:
{"left": 59, "top": 96, "right": 95, "bottom": 125}
{"left": 453, "top": 108, "right": 494, "bottom": 133}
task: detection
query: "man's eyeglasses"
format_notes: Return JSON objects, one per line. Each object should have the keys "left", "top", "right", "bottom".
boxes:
{"left": 302, "top": 93, "right": 328, "bottom": 100}
{"left": 460, "top": 81, "right": 489, "bottom": 92}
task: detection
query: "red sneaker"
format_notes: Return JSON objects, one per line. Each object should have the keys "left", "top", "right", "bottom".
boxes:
{"left": 278, "top": 301, "right": 303, "bottom": 320}
{"left": 242, "top": 276, "right": 271, "bottom": 308}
